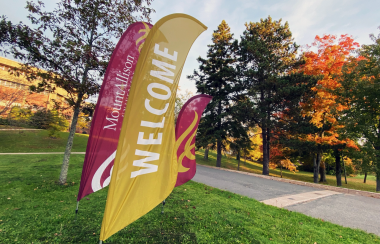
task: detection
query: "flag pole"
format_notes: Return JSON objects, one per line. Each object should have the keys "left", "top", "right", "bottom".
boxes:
{"left": 75, "top": 201, "right": 79, "bottom": 221}
{"left": 161, "top": 200, "right": 166, "bottom": 214}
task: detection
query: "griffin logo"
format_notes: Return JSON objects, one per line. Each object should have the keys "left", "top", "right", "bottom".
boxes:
{"left": 175, "top": 111, "right": 198, "bottom": 173}
{"left": 136, "top": 22, "right": 151, "bottom": 52}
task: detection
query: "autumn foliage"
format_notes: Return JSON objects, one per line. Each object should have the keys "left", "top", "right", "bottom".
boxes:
{"left": 299, "top": 34, "right": 360, "bottom": 150}
{"left": 0, "top": 86, "right": 48, "bottom": 116}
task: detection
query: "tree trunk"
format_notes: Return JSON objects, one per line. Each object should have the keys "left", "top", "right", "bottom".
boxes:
{"left": 262, "top": 124, "right": 269, "bottom": 175}
{"left": 364, "top": 172, "right": 367, "bottom": 183}
{"left": 59, "top": 100, "right": 82, "bottom": 185}
{"left": 236, "top": 151, "right": 240, "bottom": 161}
{"left": 280, "top": 165, "right": 282, "bottom": 178}
{"left": 313, "top": 154, "right": 317, "bottom": 183}
{"left": 334, "top": 149, "right": 342, "bottom": 186}
{"left": 216, "top": 139, "right": 222, "bottom": 167}
{"left": 244, "top": 154, "right": 246, "bottom": 165}
{"left": 319, "top": 160, "right": 327, "bottom": 182}
{"left": 216, "top": 100, "right": 222, "bottom": 167}
{"left": 204, "top": 148, "right": 209, "bottom": 160}
{"left": 376, "top": 119, "right": 380, "bottom": 192}
{"left": 342, "top": 155, "right": 347, "bottom": 184}
{"left": 313, "top": 153, "right": 321, "bottom": 183}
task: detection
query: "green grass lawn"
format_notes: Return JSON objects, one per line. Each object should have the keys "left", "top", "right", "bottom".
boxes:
{"left": 195, "top": 150, "right": 378, "bottom": 193}
{"left": 0, "top": 130, "right": 89, "bottom": 153}
{"left": 0, "top": 128, "right": 377, "bottom": 193}
{"left": 354, "top": 174, "right": 377, "bottom": 181}
{"left": 1, "top": 154, "right": 379, "bottom": 243}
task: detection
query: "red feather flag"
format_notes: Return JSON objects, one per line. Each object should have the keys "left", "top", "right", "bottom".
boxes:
{"left": 175, "top": 94, "right": 212, "bottom": 187}
{"left": 77, "top": 22, "right": 152, "bottom": 201}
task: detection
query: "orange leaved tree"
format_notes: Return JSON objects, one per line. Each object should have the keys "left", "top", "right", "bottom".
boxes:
{"left": 299, "top": 34, "right": 360, "bottom": 185}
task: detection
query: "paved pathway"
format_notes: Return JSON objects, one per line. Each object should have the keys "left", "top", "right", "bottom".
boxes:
{"left": 193, "top": 165, "right": 380, "bottom": 236}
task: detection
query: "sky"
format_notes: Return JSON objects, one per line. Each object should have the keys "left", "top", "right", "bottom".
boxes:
{"left": 2, "top": 0, "right": 380, "bottom": 96}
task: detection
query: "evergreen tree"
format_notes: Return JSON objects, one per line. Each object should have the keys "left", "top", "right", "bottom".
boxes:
{"left": 238, "top": 16, "right": 317, "bottom": 175}
{"left": 189, "top": 20, "right": 241, "bottom": 167}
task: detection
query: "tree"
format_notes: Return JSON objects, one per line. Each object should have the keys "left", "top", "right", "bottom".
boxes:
{"left": 189, "top": 20, "right": 240, "bottom": 167}
{"left": 296, "top": 34, "right": 360, "bottom": 184}
{"left": 195, "top": 117, "right": 215, "bottom": 160}
{"left": 351, "top": 142, "right": 376, "bottom": 183}
{"left": 0, "top": 86, "right": 25, "bottom": 116}
{"left": 346, "top": 28, "right": 380, "bottom": 191}
{"left": 7, "top": 106, "right": 32, "bottom": 126}
{"left": 228, "top": 125, "right": 252, "bottom": 171}
{"left": 76, "top": 112, "right": 90, "bottom": 132}
{"left": 238, "top": 16, "right": 317, "bottom": 175}
{"left": 174, "top": 89, "right": 193, "bottom": 122}
{"left": 269, "top": 132, "right": 299, "bottom": 178}
{"left": 246, "top": 126, "right": 262, "bottom": 163}
{"left": 3, "top": 0, "right": 154, "bottom": 184}
{"left": 30, "top": 108, "right": 69, "bottom": 137}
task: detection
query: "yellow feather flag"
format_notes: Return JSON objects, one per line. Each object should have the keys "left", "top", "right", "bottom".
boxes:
{"left": 99, "top": 14, "right": 207, "bottom": 241}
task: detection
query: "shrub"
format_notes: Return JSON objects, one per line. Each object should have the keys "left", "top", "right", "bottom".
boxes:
{"left": 29, "top": 109, "right": 69, "bottom": 138}
{"left": 7, "top": 106, "right": 32, "bottom": 127}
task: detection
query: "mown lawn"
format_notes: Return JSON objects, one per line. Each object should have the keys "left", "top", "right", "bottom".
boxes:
{"left": 0, "top": 130, "right": 88, "bottom": 153}
{"left": 1, "top": 154, "right": 379, "bottom": 243}
{"left": 195, "top": 150, "right": 378, "bottom": 193}
{"left": 0, "top": 128, "right": 377, "bottom": 193}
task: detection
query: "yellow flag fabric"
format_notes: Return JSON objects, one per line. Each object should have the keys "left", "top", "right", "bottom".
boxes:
{"left": 100, "top": 14, "right": 207, "bottom": 241}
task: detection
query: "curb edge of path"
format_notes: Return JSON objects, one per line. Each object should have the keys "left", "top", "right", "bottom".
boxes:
{"left": 197, "top": 164, "right": 380, "bottom": 199}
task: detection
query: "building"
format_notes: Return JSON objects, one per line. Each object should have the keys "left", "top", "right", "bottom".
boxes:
{"left": 0, "top": 56, "right": 72, "bottom": 117}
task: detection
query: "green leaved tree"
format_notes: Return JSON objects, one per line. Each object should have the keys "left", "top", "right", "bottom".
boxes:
{"left": 345, "top": 28, "right": 380, "bottom": 191}
{"left": 2, "top": 0, "right": 154, "bottom": 184}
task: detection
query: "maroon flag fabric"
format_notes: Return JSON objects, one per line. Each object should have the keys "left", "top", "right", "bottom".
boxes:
{"left": 77, "top": 22, "right": 153, "bottom": 201}
{"left": 174, "top": 94, "right": 212, "bottom": 187}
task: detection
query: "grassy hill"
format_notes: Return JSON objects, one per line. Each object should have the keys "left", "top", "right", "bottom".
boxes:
{"left": 0, "top": 129, "right": 88, "bottom": 153}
